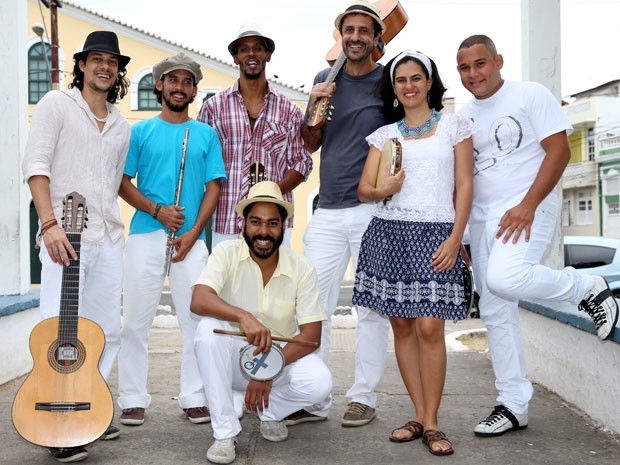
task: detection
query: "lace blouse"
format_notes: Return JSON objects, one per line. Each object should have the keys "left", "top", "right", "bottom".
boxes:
{"left": 365, "top": 112, "right": 475, "bottom": 223}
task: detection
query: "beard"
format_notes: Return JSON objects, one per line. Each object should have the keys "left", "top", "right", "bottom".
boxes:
{"left": 343, "top": 41, "right": 374, "bottom": 63}
{"left": 243, "top": 70, "right": 262, "bottom": 80}
{"left": 240, "top": 59, "right": 266, "bottom": 80}
{"left": 243, "top": 226, "right": 284, "bottom": 259}
{"left": 163, "top": 93, "right": 193, "bottom": 112}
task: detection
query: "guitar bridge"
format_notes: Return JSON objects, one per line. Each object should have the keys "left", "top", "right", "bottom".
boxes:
{"left": 58, "top": 346, "right": 78, "bottom": 361}
{"left": 35, "top": 402, "right": 91, "bottom": 412}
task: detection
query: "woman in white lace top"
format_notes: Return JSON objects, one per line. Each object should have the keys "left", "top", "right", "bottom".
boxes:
{"left": 352, "top": 51, "right": 474, "bottom": 456}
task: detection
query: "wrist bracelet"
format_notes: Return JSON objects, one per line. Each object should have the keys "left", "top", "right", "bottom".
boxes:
{"left": 38, "top": 218, "right": 58, "bottom": 241}
{"left": 153, "top": 204, "right": 162, "bottom": 219}
{"left": 191, "top": 225, "right": 202, "bottom": 234}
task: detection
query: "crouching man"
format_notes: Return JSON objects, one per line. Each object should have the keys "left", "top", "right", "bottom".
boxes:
{"left": 191, "top": 181, "right": 333, "bottom": 464}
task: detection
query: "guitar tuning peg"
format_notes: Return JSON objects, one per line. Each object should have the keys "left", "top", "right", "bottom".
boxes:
{"left": 326, "top": 116, "right": 332, "bottom": 121}
{"left": 329, "top": 105, "right": 334, "bottom": 110}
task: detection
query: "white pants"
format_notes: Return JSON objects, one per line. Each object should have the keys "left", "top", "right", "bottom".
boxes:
{"left": 211, "top": 228, "right": 293, "bottom": 249}
{"left": 469, "top": 195, "right": 594, "bottom": 414}
{"left": 303, "top": 204, "right": 389, "bottom": 408}
{"left": 211, "top": 227, "right": 293, "bottom": 414}
{"left": 117, "top": 230, "right": 208, "bottom": 410}
{"left": 194, "top": 317, "right": 333, "bottom": 440}
{"left": 39, "top": 234, "right": 123, "bottom": 381}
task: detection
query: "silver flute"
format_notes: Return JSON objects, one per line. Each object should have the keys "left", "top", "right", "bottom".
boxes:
{"left": 165, "top": 128, "right": 190, "bottom": 276}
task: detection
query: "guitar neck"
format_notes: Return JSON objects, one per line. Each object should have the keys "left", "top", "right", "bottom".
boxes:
{"left": 325, "top": 51, "right": 348, "bottom": 84}
{"left": 58, "top": 233, "right": 81, "bottom": 346}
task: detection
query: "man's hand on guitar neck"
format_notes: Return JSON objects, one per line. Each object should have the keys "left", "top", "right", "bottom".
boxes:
{"left": 43, "top": 225, "right": 76, "bottom": 266}
{"left": 302, "top": 82, "right": 336, "bottom": 153}
{"left": 309, "top": 82, "right": 336, "bottom": 109}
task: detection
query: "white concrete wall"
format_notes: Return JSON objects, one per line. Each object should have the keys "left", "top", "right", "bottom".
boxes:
{"left": 521, "top": 308, "right": 620, "bottom": 434}
{"left": 0, "top": 308, "right": 38, "bottom": 385}
{"left": 0, "top": 0, "right": 31, "bottom": 296}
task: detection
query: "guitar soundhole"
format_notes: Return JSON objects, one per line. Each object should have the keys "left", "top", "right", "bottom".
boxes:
{"left": 48, "top": 340, "right": 87, "bottom": 373}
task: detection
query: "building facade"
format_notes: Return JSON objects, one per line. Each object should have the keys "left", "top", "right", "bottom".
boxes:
{"left": 562, "top": 80, "right": 620, "bottom": 239}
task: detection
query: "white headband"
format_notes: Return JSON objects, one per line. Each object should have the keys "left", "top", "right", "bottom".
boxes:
{"left": 390, "top": 50, "right": 433, "bottom": 82}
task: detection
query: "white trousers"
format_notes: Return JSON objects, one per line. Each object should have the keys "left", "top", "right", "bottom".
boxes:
{"left": 211, "top": 228, "right": 293, "bottom": 415}
{"left": 194, "top": 317, "right": 333, "bottom": 440}
{"left": 117, "top": 230, "right": 208, "bottom": 410}
{"left": 303, "top": 204, "right": 389, "bottom": 408}
{"left": 469, "top": 194, "right": 594, "bottom": 414}
{"left": 211, "top": 228, "right": 293, "bottom": 249}
{"left": 39, "top": 234, "right": 123, "bottom": 381}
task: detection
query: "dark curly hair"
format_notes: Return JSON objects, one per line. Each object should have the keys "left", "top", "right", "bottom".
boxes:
{"left": 379, "top": 53, "right": 447, "bottom": 124}
{"left": 69, "top": 52, "right": 129, "bottom": 103}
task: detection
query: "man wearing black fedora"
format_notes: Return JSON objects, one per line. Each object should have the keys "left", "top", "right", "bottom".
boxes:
{"left": 22, "top": 30, "right": 131, "bottom": 463}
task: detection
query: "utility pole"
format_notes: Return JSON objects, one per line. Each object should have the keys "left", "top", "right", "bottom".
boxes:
{"left": 42, "top": 0, "right": 62, "bottom": 89}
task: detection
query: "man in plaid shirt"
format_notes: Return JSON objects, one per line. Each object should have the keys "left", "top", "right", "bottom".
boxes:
{"left": 198, "top": 23, "right": 312, "bottom": 248}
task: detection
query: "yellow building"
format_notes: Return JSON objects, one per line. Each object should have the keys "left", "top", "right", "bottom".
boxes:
{"left": 26, "top": 0, "right": 317, "bottom": 256}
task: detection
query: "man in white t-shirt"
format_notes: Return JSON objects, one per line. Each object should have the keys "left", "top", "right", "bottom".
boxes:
{"left": 456, "top": 34, "right": 618, "bottom": 438}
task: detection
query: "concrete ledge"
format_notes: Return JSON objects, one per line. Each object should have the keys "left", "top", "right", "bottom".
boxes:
{"left": 519, "top": 299, "right": 620, "bottom": 435}
{"left": 0, "top": 290, "right": 40, "bottom": 384}
{"left": 519, "top": 298, "right": 620, "bottom": 344}
{"left": 0, "top": 289, "right": 40, "bottom": 318}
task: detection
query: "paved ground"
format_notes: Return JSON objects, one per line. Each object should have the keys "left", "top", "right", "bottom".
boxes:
{"left": 2, "top": 315, "right": 620, "bottom": 465}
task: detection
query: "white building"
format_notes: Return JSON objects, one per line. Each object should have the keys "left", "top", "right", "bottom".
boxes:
{"left": 562, "top": 79, "right": 620, "bottom": 238}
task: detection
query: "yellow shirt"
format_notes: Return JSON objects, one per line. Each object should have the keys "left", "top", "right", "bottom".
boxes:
{"left": 194, "top": 239, "right": 325, "bottom": 338}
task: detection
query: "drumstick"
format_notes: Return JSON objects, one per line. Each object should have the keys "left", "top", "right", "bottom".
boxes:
{"left": 213, "top": 329, "right": 319, "bottom": 347}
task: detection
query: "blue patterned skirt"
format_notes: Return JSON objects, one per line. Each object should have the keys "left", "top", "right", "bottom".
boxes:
{"left": 353, "top": 217, "right": 466, "bottom": 320}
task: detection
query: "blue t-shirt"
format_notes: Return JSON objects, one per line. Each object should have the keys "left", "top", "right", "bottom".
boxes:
{"left": 124, "top": 117, "right": 226, "bottom": 239}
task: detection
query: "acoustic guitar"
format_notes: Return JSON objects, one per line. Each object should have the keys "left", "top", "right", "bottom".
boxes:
{"left": 307, "top": 0, "right": 409, "bottom": 128}
{"left": 12, "top": 192, "right": 113, "bottom": 448}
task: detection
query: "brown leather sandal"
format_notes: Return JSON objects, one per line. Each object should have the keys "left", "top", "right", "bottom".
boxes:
{"left": 422, "top": 429, "right": 454, "bottom": 456}
{"left": 389, "top": 420, "right": 424, "bottom": 443}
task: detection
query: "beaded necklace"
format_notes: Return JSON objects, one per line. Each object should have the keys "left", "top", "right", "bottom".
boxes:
{"left": 92, "top": 110, "right": 109, "bottom": 123}
{"left": 397, "top": 109, "right": 442, "bottom": 139}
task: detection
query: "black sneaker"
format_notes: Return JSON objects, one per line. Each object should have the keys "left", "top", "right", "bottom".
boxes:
{"left": 578, "top": 276, "right": 619, "bottom": 340}
{"left": 49, "top": 447, "right": 88, "bottom": 463}
{"left": 474, "top": 405, "right": 528, "bottom": 437}
{"left": 101, "top": 425, "right": 121, "bottom": 440}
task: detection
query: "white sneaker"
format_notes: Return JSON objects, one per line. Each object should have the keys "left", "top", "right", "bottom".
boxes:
{"left": 260, "top": 420, "right": 288, "bottom": 442}
{"left": 474, "top": 405, "right": 528, "bottom": 437}
{"left": 578, "top": 276, "right": 619, "bottom": 340}
{"left": 206, "top": 438, "right": 237, "bottom": 464}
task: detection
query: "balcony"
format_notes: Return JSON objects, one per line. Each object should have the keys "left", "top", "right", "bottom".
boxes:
{"left": 600, "top": 132, "right": 620, "bottom": 160}
{"left": 562, "top": 160, "right": 597, "bottom": 189}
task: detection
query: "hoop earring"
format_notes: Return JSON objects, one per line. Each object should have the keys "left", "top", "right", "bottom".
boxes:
{"left": 393, "top": 98, "right": 399, "bottom": 108}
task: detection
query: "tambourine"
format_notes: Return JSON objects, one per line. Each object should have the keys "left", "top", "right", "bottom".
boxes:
{"left": 239, "top": 343, "right": 285, "bottom": 381}
{"left": 376, "top": 138, "right": 402, "bottom": 204}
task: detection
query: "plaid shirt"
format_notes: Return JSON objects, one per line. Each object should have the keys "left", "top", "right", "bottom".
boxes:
{"left": 198, "top": 81, "right": 312, "bottom": 234}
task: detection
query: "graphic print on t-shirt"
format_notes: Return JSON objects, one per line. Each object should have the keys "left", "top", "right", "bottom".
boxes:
{"left": 473, "top": 115, "right": 523, "bottom": 175}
